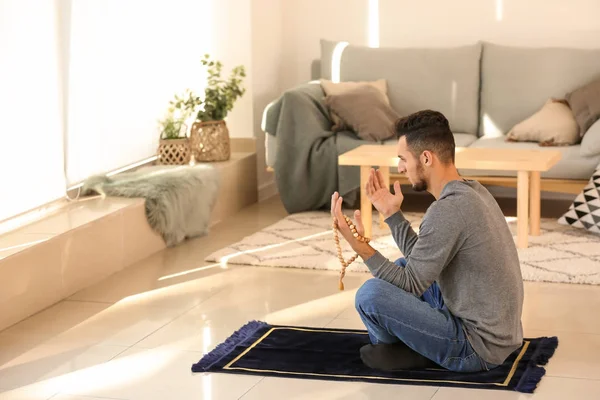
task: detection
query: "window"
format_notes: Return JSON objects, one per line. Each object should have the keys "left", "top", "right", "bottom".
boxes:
{"left": 1, "top": 0, "right": 221, "bottom": 223}
{"left": 0, "top": 0, "right": 65, "bottom": 222}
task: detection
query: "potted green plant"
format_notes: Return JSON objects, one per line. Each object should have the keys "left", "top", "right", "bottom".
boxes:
{"left": 187, "top": 54, "right": 246, "bottom": 161}
{"left": 156, "top": 103, "right": 191, "bottom": 165}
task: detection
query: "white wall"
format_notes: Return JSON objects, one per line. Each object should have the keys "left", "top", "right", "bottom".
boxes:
{"left": 279, "top": 0, "right": 600, "bottom": 90}
{"left": 214, "top": 0, "right": 254, "bottom": 139}
{"left": 280, "top": 0, "right": 370, "bottom": 90}
{"left": 251, "top": 0, "right": 283, "bottom": 197}
{"left": 379, "top": 0, "right": 600, "bottom": 48}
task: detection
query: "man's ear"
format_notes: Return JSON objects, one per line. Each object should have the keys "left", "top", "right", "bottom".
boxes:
{"left": 422, "top": 150, "right": 433, "bottom": 166}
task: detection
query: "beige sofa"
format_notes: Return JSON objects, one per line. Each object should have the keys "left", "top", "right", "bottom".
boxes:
{"left": 263, "top": 40, "right": 600, "bottom": 212}
{"left": 264, "top": 41, "right": 600, "bottom": 212}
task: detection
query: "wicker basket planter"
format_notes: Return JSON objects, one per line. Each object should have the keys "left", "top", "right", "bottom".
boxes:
{"left": 156, "top": 138, "right": 192, "bottom": 165}
{"left": 190, "top": 120, "right": 231, "bottom": 162}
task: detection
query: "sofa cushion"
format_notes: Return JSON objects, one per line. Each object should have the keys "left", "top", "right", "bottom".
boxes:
{"left": 324, "top": 85, "right": 399, "bottom": 141}
{"left": 320, "top": 39, "right": 340, "bottom": 80}
{"left": 320, "top": 39, "right": 482, "bottom": 136}
{"left": 581, "top": 119, "right": 600, "bottom": 157}
{"left": 480, "top": 42, "right": 600, "bottom": 138}
{"left": 566, "top": 75, "right": 600, "bottom": 137}
{"left": 558, "top": 164, "right": 600, "bottom": 235}
{"left": 453, "top": 133, "right": 478, "bottom": 148}
{"left": 320, "top": 79, "right": 389, "bottom": 131}
{"left": 459, "top": 137, "right": 600, "bottom": 180}
{"left": 506, "top": 99, "right": 579, "bottom": 146}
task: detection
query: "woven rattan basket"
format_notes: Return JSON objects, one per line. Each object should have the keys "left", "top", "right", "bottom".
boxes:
{"left": 190, "top": 120, "right": 231, "bottom": 162}
{"left": 156, "top": 138, "right": 192, "bottom": 165}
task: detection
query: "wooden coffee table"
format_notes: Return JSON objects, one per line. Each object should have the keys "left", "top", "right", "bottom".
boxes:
{"left": 338, "top": 145, "right": 562, "bottom": 248}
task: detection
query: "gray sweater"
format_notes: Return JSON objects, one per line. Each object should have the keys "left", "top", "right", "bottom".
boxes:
{"left": 364, "top": 180, "right": 524, "bottom": 365}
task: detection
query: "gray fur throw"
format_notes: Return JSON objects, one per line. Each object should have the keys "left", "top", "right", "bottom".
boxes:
{"left": 82, "top": 165, "right": 221, "bottom": 247}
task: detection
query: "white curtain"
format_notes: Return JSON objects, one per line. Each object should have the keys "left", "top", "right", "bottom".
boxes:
{"left": 0, "top": 0, "right": 251, "bottom": 223}
{"left": 0, "top": 0, "right": 66, "bottom": 222}
{"left": 65, "top": 0, "right": 214, "bottom": 186}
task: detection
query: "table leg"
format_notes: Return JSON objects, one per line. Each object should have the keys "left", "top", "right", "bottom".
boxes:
{"left": 360, "top": 166, "right": 372, "bottom": 238}
{"left": 530, "top": 171, "right": 541, "bottom": 236}
{"left": 379, "top": 167, "right": 390, "bottom": 229}
{"left": 517, "top": 171, "right": 530, "bottom": 249}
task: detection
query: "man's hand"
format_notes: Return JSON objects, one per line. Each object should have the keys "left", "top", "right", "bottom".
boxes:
{"left": 331, "top": 192, "right": 376, "bottom": 259}
{"left": 365, "top": 168, "right": 404, "bottom": 219}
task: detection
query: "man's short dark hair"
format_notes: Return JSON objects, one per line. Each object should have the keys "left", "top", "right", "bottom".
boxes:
{"left": 394, "top": 110, "right": 455, "bottom": 164}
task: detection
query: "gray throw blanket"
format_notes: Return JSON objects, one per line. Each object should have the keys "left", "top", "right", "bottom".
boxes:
{"left": 263, "top": 82, "right": 368, "bottom": 213}
{"left": 82, "top": 165, "right": 220, "bottom": 247}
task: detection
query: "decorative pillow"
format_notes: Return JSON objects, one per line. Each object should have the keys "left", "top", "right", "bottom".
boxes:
{"left": 320, "top": 79, "right": 389, "bottom": 132}
{"left": 506, "top": 98, "right": 579, "bottom": 146}
{"left": 580, "top": 119, "right": 600, "bottom": 157}
{"left": 324, "top": 85, "right": 399, "bottom": 142}
{"left": 566, "top": 76, "right": 600, "bottom": 137}
{"left": 558, "top": 164, "right": 600, "bottom": 234}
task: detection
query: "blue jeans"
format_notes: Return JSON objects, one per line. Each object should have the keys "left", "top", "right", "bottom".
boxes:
{"left": 355, "top": 257, "right": 498, "bottom": 373}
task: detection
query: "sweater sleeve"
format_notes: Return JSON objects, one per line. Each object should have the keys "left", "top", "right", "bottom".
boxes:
{"left": 364, "top": 201, "right": 465, "bottom": 296}
{"left": 383, "top": 211, "right": 419, "bottom": 258}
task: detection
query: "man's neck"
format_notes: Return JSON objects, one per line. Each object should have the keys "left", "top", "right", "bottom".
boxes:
{"left": 428, "top": 166, "right": 463, "bottom": 200}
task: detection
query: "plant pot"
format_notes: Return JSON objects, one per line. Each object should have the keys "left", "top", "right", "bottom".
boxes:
{"left": 190, "top": 120, "right": 231, "bottom": 162}
{"left": 156, "top": 138, "right": 192, "bottom": 165}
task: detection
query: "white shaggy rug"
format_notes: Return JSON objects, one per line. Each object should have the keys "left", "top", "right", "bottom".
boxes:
{"left": 205, "top": 211, "right": 600, "bottom": 285}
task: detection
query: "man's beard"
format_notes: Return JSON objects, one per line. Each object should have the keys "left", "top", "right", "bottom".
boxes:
{"left": 411, "top": 163, "right": 428, "bottom": 192}
{"left": 412, "top": 180, "right": 428, "bottom": 192}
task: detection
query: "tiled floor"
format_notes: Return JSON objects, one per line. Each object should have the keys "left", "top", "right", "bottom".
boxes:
{"left": 1, "top": 195, "right": 600, "bottom": 399}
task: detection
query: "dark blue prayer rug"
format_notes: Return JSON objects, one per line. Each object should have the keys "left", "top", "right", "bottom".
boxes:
{"left": 191, "top": 321, "right": 558, "bottom": 394}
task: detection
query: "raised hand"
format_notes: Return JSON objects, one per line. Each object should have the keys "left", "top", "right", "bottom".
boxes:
{"left": 365, "top": 168, "right": 404, "bottom": 219}
{"left": 331, "top": 192, "right": 365, "bottom": 241}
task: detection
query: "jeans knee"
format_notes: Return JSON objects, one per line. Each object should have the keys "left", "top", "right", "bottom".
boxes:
{"left": 355, "top": 279, "right": 385, "bottom": 313}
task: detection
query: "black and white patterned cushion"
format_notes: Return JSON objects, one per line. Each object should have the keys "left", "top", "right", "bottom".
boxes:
{"left": 558, "top": 164, "right": 600, "bottom": 234}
